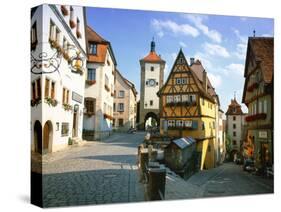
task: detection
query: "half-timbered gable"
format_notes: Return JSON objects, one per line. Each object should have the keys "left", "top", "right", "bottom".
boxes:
{"left": 158, "top": 49, "right": 219, "bottom": 170}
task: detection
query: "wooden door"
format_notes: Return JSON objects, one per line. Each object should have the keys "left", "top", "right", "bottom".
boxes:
{"left": 43, "top": 122, "right": 49, "bottom": 154}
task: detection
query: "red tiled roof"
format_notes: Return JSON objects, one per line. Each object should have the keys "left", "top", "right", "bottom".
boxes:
{"left": 191, "top": 60, "right": 216, "bottom": 97}
{"left": 226, "top": 98, "right": 244, "bottom": 115}
{"left": 249, "top": 37, "right": 273, "bottom": 83}
{"left": 141, "top": 51, "right": 164, "bottom": 63}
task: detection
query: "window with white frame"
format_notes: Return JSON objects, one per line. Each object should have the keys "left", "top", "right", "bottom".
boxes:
{"left": 181, "top": 78, "right": 187, "bottom": 84}
{"left": 168, "top": 120, "right": 175, "bottom": 127}
{"left": 87, "top": 68, "right": 96, "bottom": 81}
{"left": 263, "top": 99, "right": 267, "bottom": 113}
{"left": 259, "top": 101, "right": 263, "bottom": 113}
{"left": 118, "top": 103, "right": 124, "bottom": 112}
{"left": 62, "top": 88, "right": 69, "bottom": 104}
{"left": 49, "top": 20, "right": 56, "bottom": 41}
{"left": 176, "top": 78, "right": 182, "bottom": 85}
{"left": 118, "top": 90, "right": 125, "bottom": 98}
{"left": 182, "top": 95, "right": 188, "bottom": 102}
{"left": 176, "top": 120, "right": 183, "bottom": 127}
{"left": 89, "top": 43, "right": 97, "bottom": 55}
{"left": 166, "top": 95, "right": 173, "bottom": 103}
{"left": 174, "top": 95, "right": 181, "bottom": 103}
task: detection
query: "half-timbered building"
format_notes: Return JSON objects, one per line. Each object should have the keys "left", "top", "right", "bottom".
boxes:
{"left": 158, "top": 49, "right": 218, "bottom": 170}
{"left": 242, "top": 37, "right": 273, "bottom": 170}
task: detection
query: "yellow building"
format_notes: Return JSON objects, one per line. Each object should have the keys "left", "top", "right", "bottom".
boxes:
{"left": 158, "top": 49, "right": 219, "bottom": 170}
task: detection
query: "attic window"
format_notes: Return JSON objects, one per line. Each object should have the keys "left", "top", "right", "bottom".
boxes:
{"left": 89, "top": 43, "right": 97, "bottom": 55}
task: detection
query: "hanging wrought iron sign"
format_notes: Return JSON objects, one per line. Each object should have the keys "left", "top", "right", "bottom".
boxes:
{"left": 31, "top": 43, "right": 85, "bottom": 75}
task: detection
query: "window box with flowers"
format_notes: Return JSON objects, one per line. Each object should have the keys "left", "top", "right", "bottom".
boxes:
{"left": 76, "top": 30, "right": 82, "bottom": 39}
{"left": 31, "top": 98, "right": 41, "bottom": 107}
{"left": 63, "top": 103, "right": 73, "bottom": 111}
{"left": 104, "top": 84, "right": 110, "bottom": 92}
{"left": 245, "top": 113, "right": 267, "bottom": 122}
{"left": 104, "top": 113, "right": 113, "bottom": 120}
{"left": 61, "top": 5, "right": 69, "bottom": 16}
{"left": 247, "top": 82, "right": 258, "bottom": 92}
{"left": 86, "top": 80, "right": 96, "bottom": 85}
{"left": 45, "top": 97, "right": 58, "bottom": 107}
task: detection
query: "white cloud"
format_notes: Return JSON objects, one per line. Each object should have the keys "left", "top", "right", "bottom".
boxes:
{"left": 157, "top": 31, "right": 164, "bottom": 38}
{"left": 240, "top": 17, "right": 248, "bottom": 21}
{"left": 224, "top": 63, "right": 244, "bottom": 76}
{"left": 232, "top": 28, "right": 248, "bottom": 60}
{"left": 179, "top": 41, "right": 187, "bottom": 48}
{"left": 208, "top": 73, "right": 222, "bottom": 88}
{"left": 193, "top": 52, "right": 213, "bottom": 70}
{"left": 262, "top": 33, "right": 273, "bottom": 37}
{"left": 151, "top": 19, "right": 199, "bottom": 38}
{"left": 183, "top": 14, "right": 222, "bottom": 43}
{"left": 203, "top": 42, "right": 230, "bottom": 58}
{"left": 171, "top": 52, "right": 177, "bottom": 60}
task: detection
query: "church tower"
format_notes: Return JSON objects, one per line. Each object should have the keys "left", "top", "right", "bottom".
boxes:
{"left": 139, "top": 39, "right": 165, "bottom": 129}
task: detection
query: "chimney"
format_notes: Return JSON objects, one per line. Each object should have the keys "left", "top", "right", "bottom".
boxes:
{"left": 190, "top": 57, "right": 195, "bottom": 65}
{"left": 203, "top": 69, "right": 207, "bottom": 91}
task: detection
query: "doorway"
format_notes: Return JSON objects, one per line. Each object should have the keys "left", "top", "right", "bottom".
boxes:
{"left": 43, "top": 121, "right": 53, "bottom": 154}
{"left": 34, "top": 120, "right": 42, "bottom": 154}
{"left": 72, "top": 105, "right": 79, "bottom": 137}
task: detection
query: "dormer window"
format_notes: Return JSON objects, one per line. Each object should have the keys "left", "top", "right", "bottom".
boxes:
{"left": 89, "top": 43, "right": 97, "bottom": 55}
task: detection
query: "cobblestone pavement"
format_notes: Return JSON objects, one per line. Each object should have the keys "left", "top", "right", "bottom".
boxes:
{"left": 165, "top": 162, "right": 273, "bottom": 200}
{"left": 41, "top": 132, "right": 146, "bottom": 207}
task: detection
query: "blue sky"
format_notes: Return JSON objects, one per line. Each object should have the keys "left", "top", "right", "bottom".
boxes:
{"left": 86, "top": 7, "right": 274, "bottom": 113}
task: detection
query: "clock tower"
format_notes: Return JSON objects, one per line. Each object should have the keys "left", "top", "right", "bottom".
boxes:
{"left": 139, "top": 39, "right": 165, "bottom": 130}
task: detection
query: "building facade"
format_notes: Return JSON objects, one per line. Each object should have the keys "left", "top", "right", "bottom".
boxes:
{"left": 139, "top": 39, "right": 165, "bottom": 129}
{"left": 242, "top": 37, "right": 273, "bottom": 169}
{"left": 226, "top": 98, "right": 246, "bottom": 159}
{"left": 83, "top": 26, "right": 117, "bottom": 140}
{"left": 158, "top": 50, "right": 219, "bottom": 170}
{"left": 113, "top": 69, "right": 137, "bottom": 132}
{"left": 31, "top": 4, "right": 87, "bottom": 154}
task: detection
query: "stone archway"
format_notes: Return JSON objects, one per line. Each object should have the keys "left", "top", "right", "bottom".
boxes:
{"left": 34, "top": 120, "right": 42, "bottom": 154}
{"left": 144, "top": 112, "right": 159, "bottom": 130}
{"left": 43, "top": 121, "right": 53, "bottom": 154}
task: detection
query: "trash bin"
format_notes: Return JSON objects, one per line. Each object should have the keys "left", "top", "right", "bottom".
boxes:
{"left": 148, "top": 165, "right": 166, "bottom": 200}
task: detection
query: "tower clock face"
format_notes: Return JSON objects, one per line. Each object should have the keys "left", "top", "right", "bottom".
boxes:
{"left": 148, "top": 79, "right": 156, "bottom": 86}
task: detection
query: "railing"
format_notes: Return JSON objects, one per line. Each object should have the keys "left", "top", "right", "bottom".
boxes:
{"left": 245, "top": 113, "right": 267, "bottom": 122}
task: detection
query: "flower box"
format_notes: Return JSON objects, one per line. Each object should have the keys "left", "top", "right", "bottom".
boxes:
{"left": 76, "top": 30, "right": 82, "bottom": 39}
{"left": 63, "top": 103, "right": 73, "bottom": 111}
{"left": 103, "top": 113, "right": 113, "bottom": 120}
{"left": 86, "top": 80, "right": 96, "bottom": 85}
{"left": 61, "top": 5, "right": 69, "bottom": 16}
{"left": 31, "top": 98, "right": 41, "bottom": 107}
{"left": 245, "top": 113, "right": 267, "bottom": 122}
{"left": 69, "top": 19, "right": 76, "bottom": 29}
{"left": 44, "top": 97, "right": 58, "bottom": 107}
{"left": 104, "top": 84, "right": 110, "bottom": 92}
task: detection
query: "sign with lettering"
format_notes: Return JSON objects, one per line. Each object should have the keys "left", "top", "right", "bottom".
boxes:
{"left": 259, "top": 131, "right": 268, "bottom": 139}
{"left": 72, "top": 92, "right": 83, "bottom": 103}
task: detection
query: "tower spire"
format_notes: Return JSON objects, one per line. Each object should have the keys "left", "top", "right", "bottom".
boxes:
{"left": 234, "top": 91, "right": 236, "bottom": 100}
{"left": 150, "top": 37, "right": 155, "bottom": 52}
{"left": 253, "top": 29, "right": 256, "bottom": 37}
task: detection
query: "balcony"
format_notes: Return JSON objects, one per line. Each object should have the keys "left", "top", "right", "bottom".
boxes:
{"left": 245, "top": 113, "right": 267, "bottom": 122}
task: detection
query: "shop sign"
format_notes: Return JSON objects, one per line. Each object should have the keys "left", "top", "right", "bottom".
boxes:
{"left": 72, "top": 92, "right": 83, "bottom": 103}
{"left": 259, "top": 131, "right": 268, "bottom": 139}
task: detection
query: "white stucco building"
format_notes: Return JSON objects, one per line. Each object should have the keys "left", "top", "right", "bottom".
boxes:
{"left": 83, "top": 26, "right": 117, "bottom": 140}
{"left": 31, "top": 4, "right": 87, "bottom": 154}
{"left": 139, "top": 39, "right": 165, "bottom": 129}
{"left": 226, "top": 97, "right": 247, "bottom": 158}
{"left": 113, "top": 70, "right": 137, "bottom": 132}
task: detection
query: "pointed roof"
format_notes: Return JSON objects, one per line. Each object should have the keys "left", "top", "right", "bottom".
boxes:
{"left": 158, "top": 49, "right": 216, "bottom": 103}
{"left": 140, "top": 39, "right": 165, "bottom": 63}
{"left": 245, "top": 37, "right": 273, "bottom": 83}
{"left": 242, "top": 37, "right": 273, "bottom": 103}
{"left": 226, "top": 98, "right": 244, "bottom": 115}
{"left": 86, "top": 25, "right": 117, "bottom": 65}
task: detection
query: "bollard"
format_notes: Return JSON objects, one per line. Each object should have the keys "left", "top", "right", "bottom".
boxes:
{"left": 140, "top": 149, "right": 149, "bottom": 182}
{"left": 148, "top": 165, "right": 166, "bottom": 200}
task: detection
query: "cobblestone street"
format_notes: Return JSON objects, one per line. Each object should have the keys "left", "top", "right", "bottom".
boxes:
{"left": 41, "top": 132, "right": 145, "bottom": 207}
{"left": 165, "top": 162, "right": 273, "bottom": 200}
